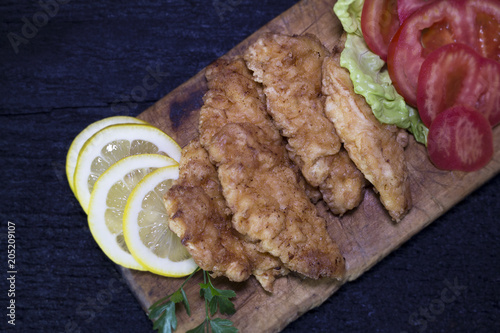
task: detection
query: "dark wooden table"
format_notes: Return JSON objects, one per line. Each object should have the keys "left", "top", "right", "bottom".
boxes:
{"left": 1, "top": 1, "right": 499, "bottom": 332}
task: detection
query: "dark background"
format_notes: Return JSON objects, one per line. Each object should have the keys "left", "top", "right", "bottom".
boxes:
{"left": 1, "top": 0, "right": 499, "bottom": 332}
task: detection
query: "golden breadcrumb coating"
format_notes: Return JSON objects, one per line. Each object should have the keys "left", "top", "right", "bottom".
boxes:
{"left": 244, "top": 33, "right": 365, "bottom": 215}
{"left": 322, "top": 55, "right": 411, "bottom": 222}
{"left": 165, "top": 139, "right": 287, "bottom": 291}
{"left": 199, "top": 58, "right": 345, "bottom": 279}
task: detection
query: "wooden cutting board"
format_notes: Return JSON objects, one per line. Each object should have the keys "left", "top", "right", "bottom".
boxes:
{"left": 120, "top": 0, "right": 500, "bottom": 331}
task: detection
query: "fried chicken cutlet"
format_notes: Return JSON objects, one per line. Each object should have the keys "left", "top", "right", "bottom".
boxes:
{"left": 199, "top": 56, "right": 321, "bottom": 202}
{"left": 207, "top": 123, "right": 345, "bottom": 279}
{"left": 199, "top": 57, "right": 281, "bottom": 148}
{"left": 244, "top": 33, "right": 365, "bottom": 215}
{"left": 322, "top": 55, "right": 412, "bottom": 222}
{"left": 200, "top": 58, "right": 345, "bottom": 279}
{"left": 164, "top": 139, "right": 288, "bottom": 291}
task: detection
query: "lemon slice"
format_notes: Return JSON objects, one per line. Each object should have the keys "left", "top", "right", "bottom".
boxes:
{"left": 123, "top": 166, "right": 197, "bottom": 277}
{"left": 74, "top": 123, "right": 181, "bottom": 213}
{"left": 66, "top": 116, "right": 147, "bottom": 196}
{"left": 88, "top": 154, "right": 177, "bottom": 270}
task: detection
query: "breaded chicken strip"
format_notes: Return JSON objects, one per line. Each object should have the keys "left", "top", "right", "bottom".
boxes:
{"left": 165, "top": 139, "right": 287, "bottom": 291}
{"left": 207, "top": 123, "right": 345, "bottom": 279}
{"left": 200, "top": 57, "right": 322, "bottom": 202}
{"left": 200, "top": 58, "right": 345, "bottom": 279}
{"left": 199, "top": 58, "right": 281, "bottom": 149}
{"left": 322, "top": 56, "right": 412, "bottom": 222}
{"left": 319, "top": 149, "right": 367, "bottom": 215}
{"left": 244, "top": 33, "right": 365, "bottom": 215}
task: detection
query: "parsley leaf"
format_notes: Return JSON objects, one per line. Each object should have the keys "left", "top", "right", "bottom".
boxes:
{"left": 150, "top": 269, "right": 238, "bottom": 333}
{"left": 195, "top": 271, "right": 238, "bottom": 332}
{"left": 170, "top": 288, "right": 191, "bottom": 316}
{"left": 200, "top": 274, "right": 236, "bottom": 316}
{"left": 149, "top": 268, "right": 198, "bottom": 332}
{"left": 151, "top": 301, "right": 177, "bottom": 333}
{"left": 210, "top": 318, "right": 238, "bottom": 333}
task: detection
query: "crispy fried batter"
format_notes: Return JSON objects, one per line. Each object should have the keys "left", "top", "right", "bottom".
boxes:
{"left": 200, "top": 58, "right": 345, "bottom": 279}
{"left": 320, "top": 150, "right": 367, "bottom": 215}
{"left": 201, "top": 57, "right": 322, "bottom": 201}
{"left": 199, "top": 58, "right": 281, "bottom": 149}
{"left": 322, "top": 56, "right": 412, "bottom": 222}
{"left": 207, "top": 123, "right": 345, "bottom": 279}
{"left": 244, "top": 33, "right": 365, "bottom": 215}
{"left": 164, "top": 139, "right": 287, "bottom": 291}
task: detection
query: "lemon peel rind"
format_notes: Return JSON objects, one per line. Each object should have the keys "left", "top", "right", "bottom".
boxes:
{"left": 87, "top": 154, "right": 177, "bottom": 270}
{"left": 123, "top": 166, "right": 198, "bottom": 278}
{"left": 74, "top": 123, "right": 182, "bottom": 214}
{"left": 65, "top": 116, "right": 147, "bottom": 195}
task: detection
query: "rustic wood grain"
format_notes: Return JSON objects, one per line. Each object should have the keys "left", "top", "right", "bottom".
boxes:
{"left": 127, "top": 0, "right": 500, "bottom": 332}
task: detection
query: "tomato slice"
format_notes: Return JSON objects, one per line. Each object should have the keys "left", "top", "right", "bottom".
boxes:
{"left": 427, "top": 105, "right": 493, "bottom": 172}
{"left": 361, "top": 0, "right": 400, "bottom": 61}
{"left": 476, "top": 56, "right": 500, "bottom": 126}
{"left": 388, "top": 0, "right": 500, "bottom": 107}
{"left": 397, "top": 0, "right": 437, "bottom": 23}
{"left": 417, "top": 43, "right": 500, "bottom": 127}
{"left": 466, "top": 0, "right": 500, "bottom": 63}
{"left": 387, "top": 0, "right": 469, "bottom": 107}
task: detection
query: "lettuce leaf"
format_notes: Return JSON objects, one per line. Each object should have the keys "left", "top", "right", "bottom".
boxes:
{"left": 333, "top": 0, "right": 428, "bottom": 144}
{"left": 333, "top": 0, "right": 364, "bottom": 36}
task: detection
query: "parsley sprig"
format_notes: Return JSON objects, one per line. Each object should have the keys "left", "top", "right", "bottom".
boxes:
{"left": 188, "top": 270, "right": 238, "bottom": 333}
{"left": 148, "top": 269, "right": 238, "bottom": 333}
{"left": 148, "top": 269, "right": 196, "bottom": 333}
